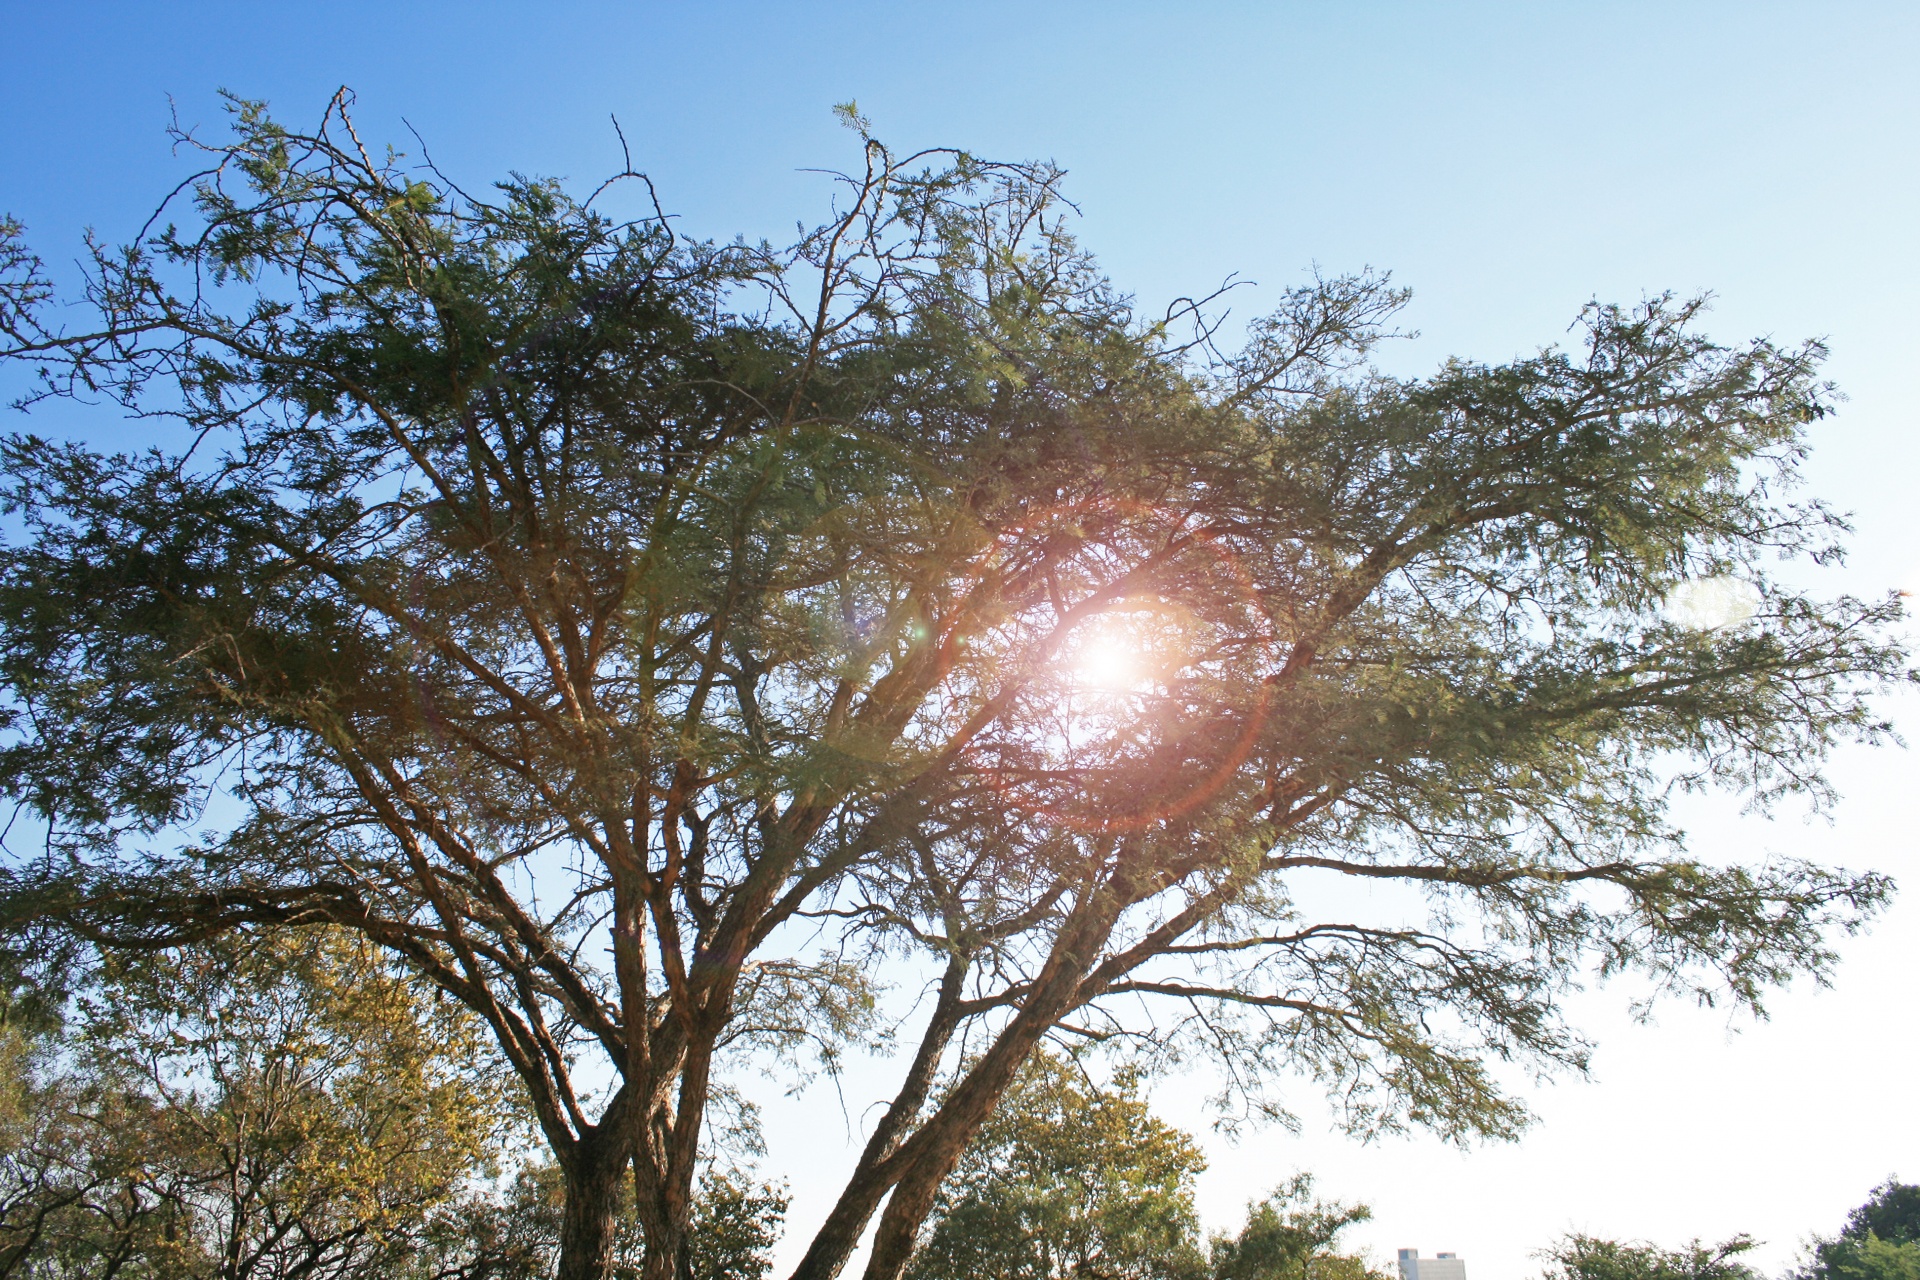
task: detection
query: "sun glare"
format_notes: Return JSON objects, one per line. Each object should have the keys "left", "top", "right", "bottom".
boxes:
{"left": 1075, "top": 633, "right": 1138, "bottom": 690}
{"left": 1069, "top": 616, "right": 1164, "bottom": 695}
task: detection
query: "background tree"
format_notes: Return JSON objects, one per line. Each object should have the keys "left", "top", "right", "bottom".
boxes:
{"left": 1536, "top": 1237, "right": 1761, "bottom": 1280}
{"left": 0, "top": 928, "right": 515, "bottom": 1279}
{"left": 1209, "top": 1176, "right": 1385, "bottom": 1280}
{"left": 906, "top": 1050, "right": 1208, "bottom": 1280}
{"left": 441, "top": 1162, "right": 788, "bottom": 1280}
{"left": 0, "top": 90, "right": 1909, "bottom": 1280}
{"left": 1799, "top": 1181, "right": 1920, "bottom": 1280}
{"left": 0, "top": 928, "right": 788, "bottom": 1280}
{"left": 906, "top": 1052, "right": 1381, "bottom": 1280}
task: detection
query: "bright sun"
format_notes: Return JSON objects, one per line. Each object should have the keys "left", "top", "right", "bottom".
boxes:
{"left": 1072, "top": 626, "right": 1144, "bottom": 692}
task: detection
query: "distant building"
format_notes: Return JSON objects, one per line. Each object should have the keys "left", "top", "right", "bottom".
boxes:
{"left": 1399, "top": 1249, "right": 1466, "bottom": 1280}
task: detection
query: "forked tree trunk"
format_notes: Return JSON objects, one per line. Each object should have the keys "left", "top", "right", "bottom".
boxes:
{"left": 860, "top": 1130, "right": 969, "bottom": 1280}
{"left": 786, "top": 904, "right": 1123, "bottom": 1280}
{"left": 785, "top": 958, "right": 970, "bottom": 1280}
{"left": 855, "top": 913, "right": 1122, "bottom": 1280}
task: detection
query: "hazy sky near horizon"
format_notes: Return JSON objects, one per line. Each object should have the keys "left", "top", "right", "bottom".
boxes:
{"left": 3, "top": 3, "right": 1917, "bottom": 1278}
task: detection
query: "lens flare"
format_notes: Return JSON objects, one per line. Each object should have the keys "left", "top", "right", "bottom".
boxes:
{"left": 1073, "top": 626, "right": 1144, "bottom": 692}
{"left": 944, "top": 494, "right": 1279, "bottom": 834}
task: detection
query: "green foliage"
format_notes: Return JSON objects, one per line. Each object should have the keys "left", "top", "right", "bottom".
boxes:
{"left": 1801, "top": 1181, "right": 1920, "bottom": 1280}
{"left": 1210, "top": 1176, "right": 1385, "bottom": 1280}
{"left": 0, "top": 89, "right": 1911, "bottom": 1278}
{"left": 907, "top": 1054, "right": 1383, "bottom": 1280}
{"left": 689, "top": 1173, "right": 791, "bottom": 1280}
{"left": 445, "top": 1162, "right": 788, "bottom": 1280}
{"left": 1819, "top": 1236, "right": 1920, "bottom": 1280}
{"left": 1536, "top": 1235, "right": 1761, "bottom": 1280}
{"left": 0, "top": 927, "right": 787, "bottom": 1279}
{"left": 0, "top": 929, "right": 516, "bottom": 1279}
{"left": 908, "top": 1052, "right": 1208, "bottom": 1280}
{"left": 1835, "top": 1182, "right": 1920, "bottom": 1248}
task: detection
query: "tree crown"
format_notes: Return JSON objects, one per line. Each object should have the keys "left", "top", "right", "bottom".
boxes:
{"left": 0, "top": 90, "right": 1907, "bottom": 1280}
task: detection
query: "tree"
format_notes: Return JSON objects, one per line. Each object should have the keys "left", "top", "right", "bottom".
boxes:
{"left": 1820, "top": 1237, "right": 1920, "bottom": 1280}
{"left": 0, "top": 89, "right": 1908, "bottom": 1280}
{"left": 0, "top": 929, "right": 786, "bottom": 1280}
{"left": 906, "top": 1053, "right": 1380, "bottom": 1280}
{"left": 1537, "top": 1237, "right": 1762, "bottom": 1280}
{"left": 1800, "top": 1181, "right": 1920, "bottom": 1280}
{"left": 0, "top": 929, "right": 516, "bottom": 1279}
{"left": 1833, "top": 1182, "right": 1920, "bottom": 1249}
{"left": 1209, "top": 1177, "right": 1384, "bottom": 1280}
{"left": 907, "top": 1051, "right": 1208, "bottom": 1280}
{"left": 441, "top": 1161, "right": 788, "bottom": 1280}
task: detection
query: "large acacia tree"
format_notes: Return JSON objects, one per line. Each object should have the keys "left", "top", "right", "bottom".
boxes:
{"left": 0, "top": 93, "right": 1907, "bottom": 1280}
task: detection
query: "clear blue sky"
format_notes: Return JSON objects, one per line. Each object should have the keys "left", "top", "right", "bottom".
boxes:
{"left": 4, "top": 3, "right": 1917, "bottom": 1277}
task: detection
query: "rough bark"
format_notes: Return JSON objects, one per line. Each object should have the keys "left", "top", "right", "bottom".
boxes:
{"left": 636, "top": 1033, "right": 719, "bottom": 1280}
{"left": 558, "top": 1136, "right": 632, "bottom": 1280}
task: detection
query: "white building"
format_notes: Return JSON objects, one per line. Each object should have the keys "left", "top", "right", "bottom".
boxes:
{"left": 1399, "top": 1249, "right": 1467, "bottom": 1280}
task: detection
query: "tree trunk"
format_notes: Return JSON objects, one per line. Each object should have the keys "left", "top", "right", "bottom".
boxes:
{"left": 856, "top": 907, "right": 1123, "bottom": 1280}
{"left": 558, "top": 1141, "right": 629, "bottom": 1280}
{"left": 640, "top": 1236, "right": 678, "bottom": 1280}
{"left": 786, "top": 957, "right": 968, "bottom": 1280}
{"left": 860, "top": 1146, "right": 958, "bottom": 1280}
{"left": 856, "top": 1038, "right": 1033, "bottom": 1280}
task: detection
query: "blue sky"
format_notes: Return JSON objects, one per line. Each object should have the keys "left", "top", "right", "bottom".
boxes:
{"left": 4, "top": 3, "right": 1917, "bottom": 1276}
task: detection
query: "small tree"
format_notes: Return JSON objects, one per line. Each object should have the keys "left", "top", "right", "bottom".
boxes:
{"left": 0, "top": 91, "right": 1908, "bottom": 1280}
{"left": 1537, "top": 1236, "right": 1762, "bottom": 1280}
{"left": 907, "top": 1052, "right": 1208, "bottom": 1280}
{"left": 1211, "top": 1177, "right": 1384, "bottom": 1280}
{"left": 443, "top": 1162, "right": 788, "bottom": 1280}
{"left": 1799, "top": 1181, "right": 1920, "bottom": 1280}
{"left": 0, "top": 930, "right": 787, "bottom": 1279}
{"left": 907, "top": 1054, "right": 1380, "bottom": 1280}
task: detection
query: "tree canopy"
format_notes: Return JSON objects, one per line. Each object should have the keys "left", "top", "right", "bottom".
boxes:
{"left": 909, "top": 1050, "right": 1381, "bottom": 1280}
{"left": 908, "top": 1051, "right": 1207, "bottom": 1280}
{"left": 0, "top": 90, "right": 1908, "bottom": 1280}
{"left": 1208, "top": 1178, "right": 1382, "bottom": 1280}
{"left": 1800, "top": 1181, "right": 1920, "bottom": 1280}
{"left": 1536, "top": 1236, "right": 1762, "bottom": 1280}
{"left": 0, "top": 929, "right": 513, "bottom": 1279}
{"left": 0, "top": 928, "right": 788, "bottom": 1280}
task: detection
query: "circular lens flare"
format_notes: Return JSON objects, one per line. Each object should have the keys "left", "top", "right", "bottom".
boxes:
{"left": 942, "top": 494, "right": 1279, "bottom": 834}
